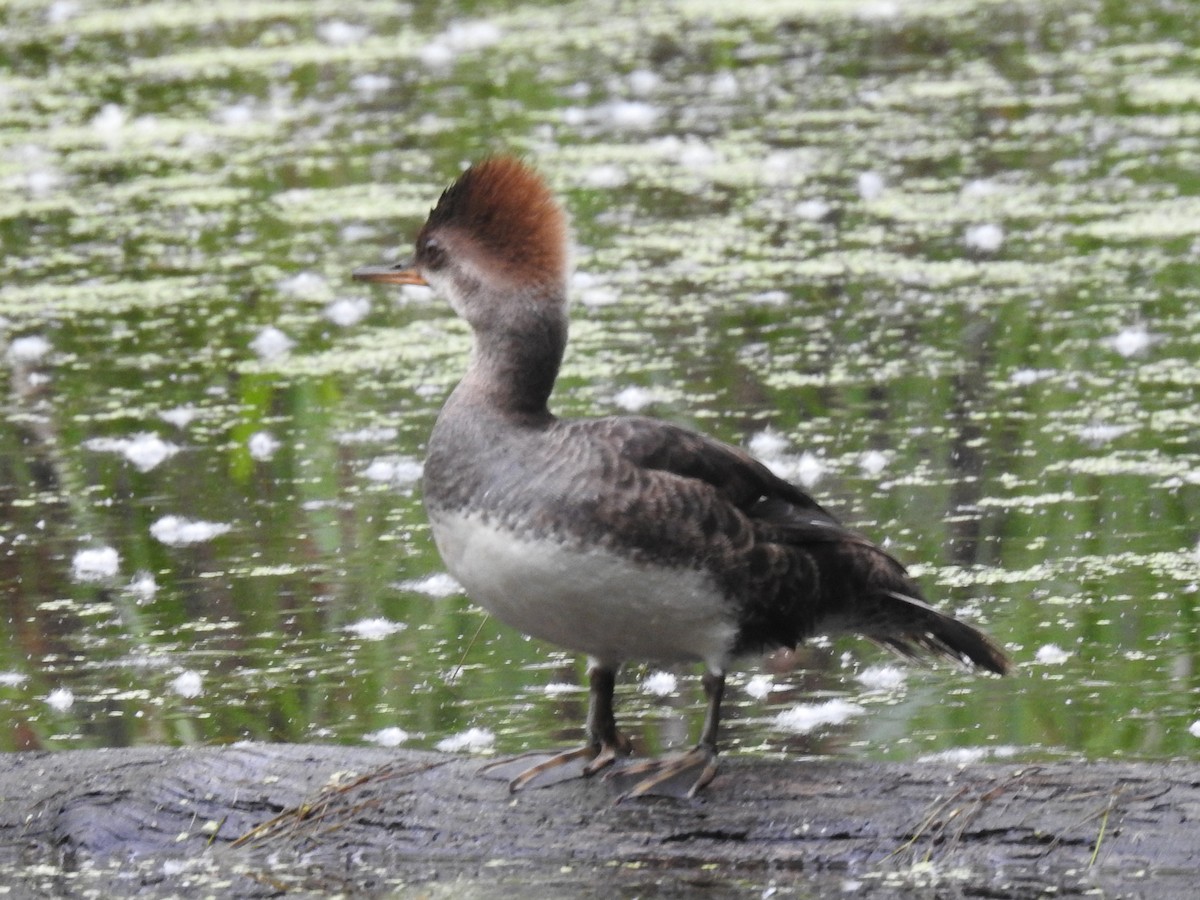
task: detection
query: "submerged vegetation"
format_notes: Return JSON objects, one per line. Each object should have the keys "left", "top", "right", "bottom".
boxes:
{"left": 1, "top": 0, "right": 1198, "bottom": 766}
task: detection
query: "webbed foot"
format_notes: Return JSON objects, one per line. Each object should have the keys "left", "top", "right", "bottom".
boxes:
{"left": 605, "top": 743, "right": 719, "bottom": 800}
{"left": 478, "top": 733, "right": 632, "bottom": 791}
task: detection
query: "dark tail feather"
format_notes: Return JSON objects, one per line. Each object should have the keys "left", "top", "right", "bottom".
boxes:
{"left": 874, "top": 591, "right": 1010, "bottom": 676}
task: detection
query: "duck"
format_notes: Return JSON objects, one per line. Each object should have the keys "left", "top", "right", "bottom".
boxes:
{"left": 353, "top": 156, "right": 1009, "bottom": 799}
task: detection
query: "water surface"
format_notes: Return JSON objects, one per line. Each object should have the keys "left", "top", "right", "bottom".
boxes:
{"left": 2, "top": 0, "right": 1199, "bottom": 769}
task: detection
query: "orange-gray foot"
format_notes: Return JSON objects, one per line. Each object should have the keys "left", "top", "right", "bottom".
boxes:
{"left": 605, "top": 744, "right": 718, "bottom": 800}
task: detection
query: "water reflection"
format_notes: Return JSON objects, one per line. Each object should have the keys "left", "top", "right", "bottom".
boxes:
{"left": 2, "top": 0, "right": 1199, "bottom": 766}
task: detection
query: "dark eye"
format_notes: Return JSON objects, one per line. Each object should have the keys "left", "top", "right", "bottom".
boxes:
{"left": 419, "top": 235, "right": 446, "bottom": 271}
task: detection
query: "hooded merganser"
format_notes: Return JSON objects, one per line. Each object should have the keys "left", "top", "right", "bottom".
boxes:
{"left": 354, "top": 157, "right": 1009, "bottom": 799}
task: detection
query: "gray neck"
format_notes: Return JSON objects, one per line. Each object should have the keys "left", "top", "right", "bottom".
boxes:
{"left": 452, "top": 302, "right": 567, "bottom": 423}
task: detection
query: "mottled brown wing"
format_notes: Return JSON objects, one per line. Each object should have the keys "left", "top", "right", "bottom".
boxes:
{"left": 559, "top": 416, "right": 1009, "bottom": 674}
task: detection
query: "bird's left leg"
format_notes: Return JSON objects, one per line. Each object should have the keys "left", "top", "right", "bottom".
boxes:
{"left": 606, "top": 669, "right": 724, "bottom": 800}
{"left": 479, "top": 661, "right": 631, "bottom": 790}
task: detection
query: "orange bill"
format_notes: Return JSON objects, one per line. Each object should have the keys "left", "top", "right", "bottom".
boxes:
{"left": 352, "top": 264, "right": 428, "bottom": 286}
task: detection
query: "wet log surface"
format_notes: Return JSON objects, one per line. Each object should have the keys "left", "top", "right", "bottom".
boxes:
{"left": 1, "top": 744, "right": 1197, "bottom": 897}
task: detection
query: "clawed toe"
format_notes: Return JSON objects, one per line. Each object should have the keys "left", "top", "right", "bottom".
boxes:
{"left": 479, "top": 746, "right": 595, "bottom": 790}
{"left": 478, "top": 736, "right": 630, "bottom": 792}
{"left": 605, "top": 745, "right": 719, "bottom": 800}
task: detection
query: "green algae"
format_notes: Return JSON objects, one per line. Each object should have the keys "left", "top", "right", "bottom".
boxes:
{"left": 0, "top": 278, "right": 210, "bottom": 319}
{"left": 33, "top": 0, "right": 398, "bottom": 37}
{"left": 272, "top": 183, "right": 436, "bottom": 225}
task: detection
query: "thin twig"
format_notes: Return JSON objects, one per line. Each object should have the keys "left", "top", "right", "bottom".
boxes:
{"left": 888, "top": 767, "right": 1042, "bottom": 863}
{"left": 1088, "top": 791, "right": 1121, "bottom": 867}
{"left": 448, "top": 613, "right": 490, "bottom": 684}
{"left": 230, "top": 759, "right": 449, "bottom": 848}
{"left": 884, "top": 787, "right": 968, "bottom": 861}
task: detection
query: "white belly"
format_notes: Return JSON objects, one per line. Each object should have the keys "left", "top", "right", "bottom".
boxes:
{"left": 429, "top": 509, "right": 737, "bottom": 671}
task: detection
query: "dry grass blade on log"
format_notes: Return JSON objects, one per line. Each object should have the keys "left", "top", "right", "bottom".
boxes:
{"left": 231, "top": 759, "right": 449, "bottom": 849}
{"left": 886, "top": 767, "right": 1042, "bottom": 863}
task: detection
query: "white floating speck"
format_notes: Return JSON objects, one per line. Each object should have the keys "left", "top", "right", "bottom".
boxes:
{"left": 857, "top": 1, "right": 900, "bottom": 19}
{"left": 604, "top": 100, "right": 659, "bottom": 131}
{"left": 917, "top": 746, "right": 1017, "bottom": 765}
{"left": 561, "top": 106, "right": 588, "bottom": 127}
{"left": 420, "top": 19, "right": 502, "bottom": 66}
{"left": 543, "top": 682, "right": 579, "bottom": 696}
{"left": 676, "top": 139, "right": 720, "bottom": 171}
{"left": 150, "top": 515, "right": 232, "bottom": 546}
{"left": 744, "top": 674, "right": 774, "bottom": 700}
{"left": 214, "top": 102, "right": 254, "bottom": 127}
{"left": 362, "top": 456, "right": 423, "bottom": 486}
{"left": 160, "top": 405, "right": 200, "bottom": 429}
{"left": 0, "top": 672, "right": 29, "bottom": 687}
{"left": 46, "top": 0, "right": 79, "bottom": 25}
{"left": 85, "top": 434, "right": 178, "bottom": 472}
{"left": 123, "top": 434, "right": 179, "bottom": 472}
{"left": 1189, "top": 720, "right": 1200, "bottom": 738}
{"left": 91, "top": 103, "right": 127, "bottom": 135}
{"left": 921, "top": 747, "right": 987, "bottom": 765}
{"left": 627, "top": 69, "right": 661, "bottom": 95}
{"left": 1034, "top": 643, "right": 1070, "bottom": 665}
{"left": 128, "top": 571, "right": 158, "bottom": 603}
{"left": 345, "top": 617, "right": 406, "bottom": 640}
{"left": 578, "top": 284, "right": 620, "bottom": 308}
{"left": 762, "top": 150, "right": 815, "bottom": 184}
{"left": 436, "top": 726, "right": 495, "bottom": 754}
{"left": 316, "top": 20, "right": 369, "bottom": 45}
{"left": 278, "top": 271, "right": 329, "bottom": 299}
{"left": 573, "top": 270, "right": 621, "bottom": 307}
{"left": 351, "top": 73, "right": 392, "bottom": 97}
{"left": 857, "top": 171, "right": 885, "bottom": 201}
{"left": 397, "top": 282, "right": 434, "bottom": 304}
{"left": 709, "top": 71, "right": 739, "bottom": 98}
{"left": 859, "top": 450, "right": 889, "bottom": 477}
{"left": 964, "top": 222, "right": 1004, "bottom": 253}
{"left": 962, "top": 179, "right": 1000, "bottom": 198}
{"left": 1109, "top": 325, "right": 1154, "bottom": 358}
{"left": 248, "top": 431, "right": 281, "bottom": 461}
{"left": 365, "top": 727, "right": 410, "bottom": 747}
{"left": 418, "top": 42, "right": 455, "bottom": 67}
{"left": 571, "top": 271, "right": 599, "bottom": 291}
{"left": 47, "top": 687, "right": 74, "bottom": 711}
{"left": 794, "top": 198, "right": 832, "bottom": 221}
{"left": 580, "top": 164, "right": 628, "bottom": 189}
{"left": 325, "top": 296, "right": 370, "bottom": 327}
{"left": 1010, "top": 368, "right": 1053, "bottom": 386}
{"left": 641, "top": 671, "right": 677, "bottom": 697}
{"left": 774, "top": 699, "right": 864, "bottom": 734}
{"left": 25, "top": 168, "right": 62, "bottom": 196}
{"left": 72, "top": 546, "right": 119, "bottom": 582}
{"left": 171, "top": 670, "right": 203, "bottom": 699}
{"left": 748, "top": 429, "right": 789, "bottom": 459}
{"left": 250, "top": 326, "right": 294, "bottom": 361}
{"left": 795, "top": 451, "right": 825, "bottom": 488}
{"left": 613, "top": 385, "right": 661, "bottom": 412}
{"left": 748, "top": 290, "right": 788, "bottom": 306}
{"left": 1078, "top": 423, "right": 1135, "bottom": 445}
{"left": 856, "top": 665, "right": 906, "bottom": 691}
{"left": 397, "top": 573, "right": 463, "bottom": 598}
{"left": 335, "top": 426, "right": 399, "bottom": 446}
{"left": 6, "top": 335, "right": 52, "bottom": 364}
{"left": 444, "top": 19, "right": 503, "bottom": 50}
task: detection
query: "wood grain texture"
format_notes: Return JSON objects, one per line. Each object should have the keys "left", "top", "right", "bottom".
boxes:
{"left": 2, "top": 745, "right": 1196, "bottom": 896}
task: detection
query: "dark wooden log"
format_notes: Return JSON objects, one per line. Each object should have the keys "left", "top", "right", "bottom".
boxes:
{"left": 2, "top": 744, "right": 1196, "bottom": 896}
